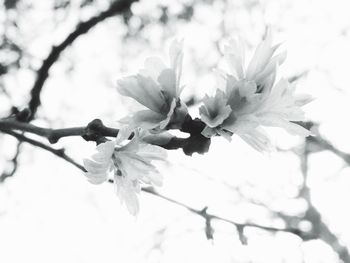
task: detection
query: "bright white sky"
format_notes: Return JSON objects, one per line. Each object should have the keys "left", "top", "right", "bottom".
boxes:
{"left": 1, "top": 0, "right": 350, "bottom": 262}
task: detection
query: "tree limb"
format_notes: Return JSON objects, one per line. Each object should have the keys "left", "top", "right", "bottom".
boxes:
{"left": 0, "top": 118, "right": 206, "bottom": 154}
{"left": 27, "top": 0, "right": 139, "bottom": 120}
{"left": 1, "top": 129, "right": 85, "bottom": 171}
{"left": 300, "top": 139, "right": 350, "bottom": 263}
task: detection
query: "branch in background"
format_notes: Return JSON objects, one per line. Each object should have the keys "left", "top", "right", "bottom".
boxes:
{"left": 299, "top": 138, "right": 350, "bottom": 263}
{"left": 308, "top": 136, "right": 350, "bottom": 166}
{"left": 27, "top": 0, "right": 139, "bottom": 120}
{"left": 142, "top": 187, "right": 314, "bottom": 241}
{"left": 0, "top": 141, "right": 22, "bottom": 182}
{"left": 1, "top": 129, "right": 85, "bottom": 172}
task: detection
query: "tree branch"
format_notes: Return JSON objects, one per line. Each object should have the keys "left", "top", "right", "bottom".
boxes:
{"left": 27, "top": 0, "right": 138, "bottom": 120}
{"left": 300, "top": 139, "right": 350, "bottom": 263}
{"left": 0, "top": 141, "right": 22, "bottom": 182}
{"left": 142, "top": 187, "right": 314, "bottom": 241}
{"left": 0, "top": 118, "right": 207, "bottom": 154}
{"left": 0, "top": 129, "right": 85, "bottom": 171}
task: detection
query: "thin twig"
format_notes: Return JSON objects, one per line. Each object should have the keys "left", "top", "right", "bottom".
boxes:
{"left": 1, "top": 129, "right": 85, "bottom": 171}
{"left": 142, "top": 187, "right": 314, "bottom": 240}
{"left": 0, "top": 141, "right": 22, "bottom": 182}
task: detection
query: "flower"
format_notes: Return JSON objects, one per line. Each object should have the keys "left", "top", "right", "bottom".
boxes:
{"left": 224, "top": 29, "right": 286, "bottom": 92}
{"left": 83, "top": 128, "right": 167, "bottom": 215}
{"left": 199, "top": 31, "right": 311, "bottom": 152}
{"left": 117, "top": 39, "right": 188, "bottom": 132}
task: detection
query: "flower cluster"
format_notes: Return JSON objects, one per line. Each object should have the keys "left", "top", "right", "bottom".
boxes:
{"left": 199, "top": 31, "right": 312, "bottom": 151}
{"left": 117, "top": 39, "right": 188, "bottom": 131}
{"left": 83, "top": 33, "right": 312, "bottom": 215}
{"left": 84, "top": 129, "right": 167, "bottom": 215}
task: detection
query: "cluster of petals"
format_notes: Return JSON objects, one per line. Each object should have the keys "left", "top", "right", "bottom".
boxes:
{"left": 200, "top": 31, "right": 312, "bottom": 151}
{"left": 83, "top": 128, "right": 167, "bottom": 215}
{"left": 117, "top": 39, "right": 188, "bottom": 131}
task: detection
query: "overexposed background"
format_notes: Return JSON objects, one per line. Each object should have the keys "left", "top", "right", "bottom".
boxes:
{"left": 1, "top": 0, "right": 350, "bottom": 262}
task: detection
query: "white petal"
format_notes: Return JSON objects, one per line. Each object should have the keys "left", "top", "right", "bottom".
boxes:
{"left": 83, "top": 158, "right": 109, "bottom": 173}
{"left": 85, "top": 171, "right": 108, "bottom": 184}
{"left": 127, "top": 110, "right": 165, "bottom": 130}
{"left": 96, "top": 141, "right": 115, "bottom": 157}
{"left": 239, "top": 127, "right": 274, "bottom": 152}
{"left": 114, "top": 176, "right": 140, "bottom": 216}
{"left": 143, "top": 56, "right": 167, "bottom": 79}
{"left": 159, "top": 99, "right": 177, "bottom": 130}
{"left": 117, "top": 75, "right": 165, "bottom": 113}
{"left": 158, "top": 68, "right": 177, "bottom": 99}
{"left": 259, "top": 115, "right": 310, "bottom": 137}
{"left": 116, "top": 126, "right": 133, "bottom": 145}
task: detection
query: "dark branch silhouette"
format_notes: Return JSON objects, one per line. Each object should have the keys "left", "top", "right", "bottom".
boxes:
{"left": 0, "top": 117, "right": 209, "bottom": 155}
{"left": 27, "top": 0, "right": 139, "bottom": 120}
{"left": 1, "top": 129, "right": 85, "bottom": 171}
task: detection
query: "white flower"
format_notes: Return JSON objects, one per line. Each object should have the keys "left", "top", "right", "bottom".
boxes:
{"left": 83, "top": 141, "right": 115, "bottom": 184}
{"left": 200, "top": 77, "right": 311, "bottom": 151}
{"left": 200, "top": 30, "right": 311, "bottom": 152}
{"left": 83, "top": 128, "right": 167, "bottom": 215}
{"left": 253, "top": 78, "right": 312, "bottom": 137}
{"left": 117, "top": 39, "right": 188, "bottom": 131}
{"left": 224, "top": 29, "right": 286, "bottom": 92}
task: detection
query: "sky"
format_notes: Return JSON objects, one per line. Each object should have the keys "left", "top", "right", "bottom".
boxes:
{"left": 1, "top": 0, "right": 350, "bottom": 262}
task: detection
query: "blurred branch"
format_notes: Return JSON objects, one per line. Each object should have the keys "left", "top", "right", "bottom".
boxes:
{"left": 142, "top": 187, "right": 315, "bottom": 241}
{"left": 0, "top": 141, "right": 22, "bottom": 182}
{"left": 27, "top": 0, "right": 139, "bottom": 120}
{"left": 297, "top": 138, "right": 350, "bottom": 263}
{"left": 308, "top": 136, "right": 350, "bottom": 166}
{"left": 0, "top": 129, "right": 85, "bottom": 171}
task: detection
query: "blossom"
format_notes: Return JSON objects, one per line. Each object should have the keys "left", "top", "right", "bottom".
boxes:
{"left": 117, "top": 39, "right": 188, "bottom": 132}
{"left": 83, "top": 129, "right": 167, "bottom": 215}
{"left": 200, "top": 32, "right": 311, "bottom": 152}
{"left": 224, "top": 29, "right": 286, "bottom": 92}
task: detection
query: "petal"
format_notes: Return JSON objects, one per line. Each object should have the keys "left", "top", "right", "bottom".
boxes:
{"left": 295, "top": 94, "right": 314, "bottom": 107}
{"left": 83, "top": 158, "right": 109, "bottom": 173}
{"left": 140, "top": 130, "right": 174, "bottom": 146}
{"left": 128, "top": 110, "right": 166, "bottom": 130}
{"left": 136, "top": 143, "right": 167, "bottom": 161}
{"left": 169, "top": 39, "right": 184, "bottom": 95}
{"left": 114, "top": 176, "right": 140, "bottom": 216}
{"left": 169, "top": 39, "right": 184, "bottom": 71}
{"left": 259, "top": 115, "right": 310, "bottom": 137}
{"left": 201, "top": 126, "right": 218, "bottom": 138}
{"left": 96, "top": 141, "right": 115, "bottom": 157}
{"left": 85, "top": 171, "right": 108, "bottom": 184}
{"left": 115, "top": 126, "right": 133, "bottom": 145}
{"left": 224, "top": 115, "right": 259, "bottom": 134}
{"left": 199, "top": 90, "right": 232, "bottom": 128}
{"left": 226, "top": 53, "right": 245, "bottom": 79}
{"left": 158, "top": 68, "right": 177, "bottom": 99}
{"left": 117, "top": 75, "right": 165, "bottom": 113}
{"left": 142, "top": 56, "right": 167, "bottom": 79}
{"left": 239, "top": 127, "right": 274, "bottom": 152}
{"left": 141, "top": 172, "right": 163, "bottom": 186}
{"left": 159, "top": 99, "right": 177, "bottom": 130}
